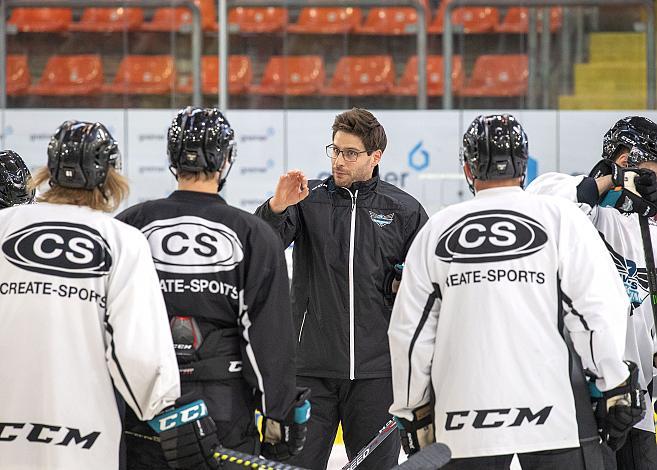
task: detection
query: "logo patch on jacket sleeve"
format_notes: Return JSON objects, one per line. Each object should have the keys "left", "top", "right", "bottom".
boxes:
{"left": 2, "top": 222, "right": 113, "bottom": 278}
{"left": 435, "top": 210, "right": 548, "bottom": 263}
{"left": 369, "top": 211, "right": 395, "bottom": 228}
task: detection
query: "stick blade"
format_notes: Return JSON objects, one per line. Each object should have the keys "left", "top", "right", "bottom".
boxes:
{"left": 394, "top": 443, "right": 451, "bottom": 470}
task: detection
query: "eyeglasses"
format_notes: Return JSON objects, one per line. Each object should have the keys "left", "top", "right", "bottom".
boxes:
{"left": 325, "top": 144, "right": 369, "bottom": 162}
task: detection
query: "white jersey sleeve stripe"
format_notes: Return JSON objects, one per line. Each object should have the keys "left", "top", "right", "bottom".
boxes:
{"left": 561, "top": 291, "right": 590, "bottom": 331}
{"left": 237, "top": 289, "right": 267, "bottom": 415}
{"left": 104, "top": 313, "right": 143, "bottom": 417}
{"left": 406, "top": 283, "right": 442, "bottom": 406}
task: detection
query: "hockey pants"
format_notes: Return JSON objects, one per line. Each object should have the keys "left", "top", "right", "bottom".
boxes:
{"left": 125, "top": 379, "right": 259, "bottom": 470}
{"left": 442, "top": 440, "right": 604, "bottom": 470}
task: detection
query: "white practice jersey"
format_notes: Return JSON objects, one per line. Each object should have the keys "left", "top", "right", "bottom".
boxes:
{"left": 0, "top": 203, "right": 180, "bottom": 470}
{"left": 528, "top": 172, "right": 657, "bottom": 433}
{"left": 389, "top": 186, "right": 630, "bottom": 459}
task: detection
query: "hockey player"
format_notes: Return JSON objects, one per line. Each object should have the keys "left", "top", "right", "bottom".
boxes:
{"left": 255, "top": 107, "right": 428, "bottom": 470}
{"left": 388, "top": 114, "right": 644, "bottom": 470}
{"left": 0, "top": 121, "right": 181, "bottom": 470}
{"left": 116, "top": 107, "right": 309, "bottom": 470}
{"left": 527, "top": 116, "right": 657, "bottom": 470}
{"left": 0, "top": 149, "right": 35, "bottom": 208}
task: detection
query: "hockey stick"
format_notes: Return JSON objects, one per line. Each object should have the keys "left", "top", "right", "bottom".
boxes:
{"left": 340, "top": 419, "right": 398, "bottom": 470}
{"left": 124, "top": 431, "right": 309, "bottom": 470}
{"left": 212, "top": 447, "right": 309, "bottom": 470}
{"left": 391, "top": 442, "right": 452, "bottom": 470}
{"left": 638, "top": 216, "right": 657, "bottom": 338}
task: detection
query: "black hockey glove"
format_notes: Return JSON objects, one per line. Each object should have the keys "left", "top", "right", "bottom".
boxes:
{"left": 595, "top": 361, "right": 645, "bottom": 451}
{"left": 599, "top": 167, "right": 657, "bottom": 217}
{"left": 261, "top": 387, "right": 311, "bottom": 461}
{"left": 589, "top": 158, "right": 624, "bottom": 184}
{"left": 394, "top": 403, "right": 435, "bottom": 457}
{"left": 635, "top": 169, "right": 657, "bottom": 204}
{"left": 149, "top": 393, "right": 219, "bottom": 469}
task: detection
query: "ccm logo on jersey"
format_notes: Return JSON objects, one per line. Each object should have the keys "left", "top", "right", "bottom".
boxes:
{"left": 435, "top": 210, "right": 548, "bottom": 263}
{"left": 0, "top": 422, "right": 100, "bottom": 449}
{"left": 2, "top": 222, "right": 113, "bottom": 278}
{"left": 141, "top": 216, "right": 244, "bottom": 274}
{"left": 445, "top": 406, "right": 552, "bottom": 430}
{"left": 148, "top": 400, "right": 208, "bottom": 433}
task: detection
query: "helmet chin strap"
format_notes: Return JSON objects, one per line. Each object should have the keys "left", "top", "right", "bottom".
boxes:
{"left": 464, "top": 164, "right": 476, "bottom": 195}
{"left": 217, "top": 160, "right": 234, "bottom": 193}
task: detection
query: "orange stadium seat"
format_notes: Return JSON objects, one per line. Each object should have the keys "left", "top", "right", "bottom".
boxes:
{"left": 390, "top": 55, "right": 464, "bottom": 96}
{"left": 7, "top": 55, "right": 31, "bottom": 96}
{"left": 429, "top": 2, "right": 499, "bottom": 34}
{"left": 8, "top": 8, "right": 72, "bottom": 33}
{"left": 177, "top": 55, "right": 252, "bottom": 95}
{"left": 251, "top": 56, "right": 325, "bottom": 96}
{"left": 287, "top": 7, "right": 362, "bottom": 34}
{"left": 355, "top": 7, "right": 422, "bottom": 35}
{"left": 322, "top": 55, "right": 394, "bottom": 96}
{"left": 102, "top": 55, "right": 174, "bottom": 95}
{"left": 29, "top": 55, "right": 104, "bottom": 96}
{"left": 460, "top": 54, "right": 528, "bottom": 97}
{"left": 228, "top": 7, "right": 287, "bottom": 33}
{"left": 496, "top": 7, "right": 563, "bottom": 33}
{"left": 69, "top": 7, "right": 144, "bottom": 32}
{"left": 141, "top": 0, "right": 217, "bottom": 32}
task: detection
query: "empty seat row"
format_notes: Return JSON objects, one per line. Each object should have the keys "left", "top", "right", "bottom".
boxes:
{"left": 8, "top": 3, "right": 562, "bottom": 35}
{"left": 8, "top": 54, "right": 528, "bottom": 98}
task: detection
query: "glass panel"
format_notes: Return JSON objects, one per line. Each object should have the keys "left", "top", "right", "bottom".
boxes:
{"left": 0, "top": 1, "right": 654, "bottom": 215}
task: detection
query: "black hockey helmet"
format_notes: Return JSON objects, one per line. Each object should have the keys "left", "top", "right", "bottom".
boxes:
{"left": 47, "top": 120, "right": 120, "bottom": 190}
{"left": 0, "top": 150, "right": 35, "bottom": 208}
{"left": 167, "top": 107, "right": 237, "bottom": 185}
{"left": 461, "top": 114, "right": 529, "bottom": 184}
{"left": 602, "top": 116, "right": 657, "bottom": 165}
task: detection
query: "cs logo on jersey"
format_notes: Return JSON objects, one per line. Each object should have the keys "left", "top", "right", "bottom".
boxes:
{"left": 435, "top": 210, "right": 548, "bottom": 264}
{"left": 142, "top": 216, "right": 244, "bottom": 274}
{"left": 2, "top": 222, "right": 113, "bottom": 278}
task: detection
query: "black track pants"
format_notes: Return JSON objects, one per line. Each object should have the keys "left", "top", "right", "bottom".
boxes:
{"left": 286, "top": 376, "right": 401, "bottom": 470}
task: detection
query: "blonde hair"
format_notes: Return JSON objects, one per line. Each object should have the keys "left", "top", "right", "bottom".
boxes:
{"left": 28, "top": 166, "right": 129, "bottom": 213}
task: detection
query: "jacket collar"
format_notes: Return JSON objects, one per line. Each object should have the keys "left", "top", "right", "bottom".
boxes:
{"left": 326, "top": 165, "right": 380, "bottom": 196}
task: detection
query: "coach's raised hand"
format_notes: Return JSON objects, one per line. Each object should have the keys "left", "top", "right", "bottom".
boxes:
{"left": 269, "top": 170, "right": 309, "bottom": 214}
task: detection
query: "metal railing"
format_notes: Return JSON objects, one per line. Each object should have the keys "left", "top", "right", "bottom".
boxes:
{"left": 442, "top": 0, "right": 656, "bottom": 110}
{"left": 0, "top": 0, "right": 203, "bottom": 108}
{"left": 218, "top": 0, "right": 428, "bottom": 110}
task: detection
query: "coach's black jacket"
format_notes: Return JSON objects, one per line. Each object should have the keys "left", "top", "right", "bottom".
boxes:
{"left": 255, "top": 166, "right": 428, "bottom": 379}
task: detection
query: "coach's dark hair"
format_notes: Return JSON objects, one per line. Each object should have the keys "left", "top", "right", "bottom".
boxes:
{"left": 332, "top": 108, "right": 387, "bottom": 155}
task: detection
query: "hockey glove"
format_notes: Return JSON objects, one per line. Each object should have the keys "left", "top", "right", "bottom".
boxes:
{"left": 261, "top": 387, "right": 311, "bottom": 461}
{"left": 394, "top": 403, "right": 435, "bottom": 457}
{"left": 596, "top": 361, "right": 645, "bottom": 451}
{"left": 149, "top": 393, "right": 219, "bottom": 469}
{"left": 599, "top": 168, "right": 657, "bottom": 217}
{"left": 589, "top": 158, "right": 625, "bottom": 183}
{"left": 635, "top": 169, "right": 657, "bottom": 204}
